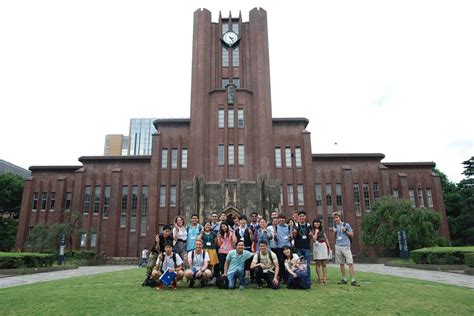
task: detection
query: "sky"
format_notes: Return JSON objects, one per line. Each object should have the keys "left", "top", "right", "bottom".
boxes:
{"left": 0, "top": 0, "right": 472, "bottom": 183}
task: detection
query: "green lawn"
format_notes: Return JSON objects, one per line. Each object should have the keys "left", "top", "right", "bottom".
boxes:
{"left": 0, "top": 268, "right": 473, "bottom": 315}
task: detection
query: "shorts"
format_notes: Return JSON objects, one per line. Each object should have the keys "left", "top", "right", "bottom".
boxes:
{"left": 335, "top": 245, "right": 353, "bottom": 265}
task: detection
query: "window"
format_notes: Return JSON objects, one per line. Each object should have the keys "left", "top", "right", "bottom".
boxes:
{"left": 222, "top": 79, "right": 229, "bottom": 88}
{"left": 315, "top": 184, "right": 322, "bottom": 213}
{"left": 218, "top": 109, "right": 225, "bottom": 128}
{"left": 336, "top": 184, "right": 343, "bottom": 211}
{"left": 327, "top": 214, "right": 334, "bottom": 229}
{"left": 297, "top": 185, "right": 304, "bottom": 205}
{"left": 218, "top": 144, "right": 225, "bottom": 166}
{"left": 392, "top": 188, "right": 399, "bottom": 199}
{"left": 181, "top": 148, "right": 188, "bottom": 169}
{"left": 233, "top": 78, "right": 240, "bottom": 88}
{"left": 222, "top": 22, "right": 229, "bottom": 34}
{"left": 120, "top": 186, "right": 128, "bottom": 226}
{"left": 232, "top": 47, "right": 239, "bottom": 67}
{"left": 41, "top": 192, "right": 47, "bottom": 210}
{"left": 232, "top": 21, "right": 239, "bottom": 34}
{"left": 91, "top": 233, "right": 97, "bottom": 247}
{"left": 280, "top": 184, "right": 284, "bottom": 206}
{"left": 228, "top": 107, "right": 234, "bottom": 128}
{"left": 160, "top": 186, "right": 166, "bottom": 207}
{"left": 426, "top": 189, "right": 433, "bottom": 208}
{"left": 83, "top": 187, "right": 91, "bottom": 214}
{"left": 228, "top": 144, "right": 235, "bottom": 165}
{"left": 237, "top": 109, "right": 244, "bottom": 128}
{"left": 32, "top": 192, "right": 39, "bottom": 211}
{"left": 275, "top": 147, "right": 282, "bottom": 168}
{"left": 238, "top": 145, "right": 245, "bottom": 165}
{"left": 49, "top": 192, "right": 56, "bottom": 211}
{"left": 170, "top": 186, "right": 177, "bottom": 207}
{"left": 93, "top": 187, "right": 100, "bottom": 214}
{"left": 363, "top": 183, "right": 371, "bottom": 211}
{"left": 141, "top": 186, "right": 148, "bottom": 235}
{"left": 103, "top": 186, "right": 110, "bottom": 218}
{"left": 354, "top": 184, "right": 361, "bottom": 216}
{"left": 285, "top": 147, "right": 292, "bottom": 168}
{"left": 65, "top": 192, "right": 72, "bottom": 211}
{"left": 325, "top": 184, "right": 333, "bottom": 212}
{"left": 131, "top": 186, "right": 138, "bottom": 231}
{"left": 222, "top": 47, "right": 229, "bottom": 67}
{"left": 373, "top": 182, "right": 380, "bottom": 202}
{"left": 295, "top": 147, "right": 302, "bottom": 168}
{"left": 171, "top": 149, "right": 178, "bottom": 169}
{"left": 80, "top": 233, "right": 87, "bottom": 248}
{"left": 287, "top": 184, "right": 294, "bottom": 206}
{"left": 161, "top": 148, "right": 168, "bottom": 169}
{"left": 409, "top": 189, "right": 415, "bottom": 205}
{"left": 418, "top": 189, "right": 425, "bottom": 207}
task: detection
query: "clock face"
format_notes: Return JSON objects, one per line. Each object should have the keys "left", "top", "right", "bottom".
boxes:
{"left": 222, "top": 31, "right": 239, "bottom": 47}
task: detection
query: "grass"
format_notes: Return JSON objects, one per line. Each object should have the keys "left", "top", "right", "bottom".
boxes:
{"left": 0, "top": 252, "right": 53, "bottom": 258}
{"left": 0, "top": 268, "right": 473, "bottom": 315}
{"left": 411, "top": 246, "right": 474, "bottom": 253}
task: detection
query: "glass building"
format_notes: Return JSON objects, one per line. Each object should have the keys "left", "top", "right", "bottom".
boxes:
{"left": 129, "top": 118, "right": 156, "bottom": 156}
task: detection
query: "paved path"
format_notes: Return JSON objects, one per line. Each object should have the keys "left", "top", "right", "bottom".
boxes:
{"left": 0, "top": 265, "right": 136, "bottom": 289}
{"left": 332, "top": 263, "right": 474, "bottom": 289}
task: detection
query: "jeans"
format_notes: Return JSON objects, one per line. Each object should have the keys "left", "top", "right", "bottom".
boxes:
{"left": 296, "top": 248, "right": 311, "bottom": 279}
{"left": 227, "top": 268, "right": 245, "bottom": 289}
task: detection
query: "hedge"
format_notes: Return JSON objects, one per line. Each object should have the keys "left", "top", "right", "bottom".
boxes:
{"left": 465, "top": 253, "right": 474, "bottom": 268}
{"left": 0, "top": 252, "right": 55, "bottom": 269}
{"left": 410, "top": 247, "right": 474, "bottom": 265}
{"left": 65, "top": 251, "right": 96, "bottom": 260}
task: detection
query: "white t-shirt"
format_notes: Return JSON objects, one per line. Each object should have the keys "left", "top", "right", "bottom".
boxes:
{"left": 141, "top": 249, "right": 149, "bottom": 259}
{"left": 187, "top": 250, "right": 210, "bottom": 270}
{"left": 175, "top": 226, "right": 188, "bottom": 241}
{"left": 160, "top": 253, "right": 183, "bottom": 271}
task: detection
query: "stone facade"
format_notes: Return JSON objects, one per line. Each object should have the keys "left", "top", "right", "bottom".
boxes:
{"left": 15, "top": 8, "right": 449, "bottom": 257}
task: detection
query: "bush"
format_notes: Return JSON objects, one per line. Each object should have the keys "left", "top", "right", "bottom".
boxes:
{"left": 465, "top": 253, "right": 474, "bottom": 268}
{"left": 0, "top": 252, "right": 55, "bottom": 269}
{"left": 410, "top": 247, "right": 474, "bottom": 265}
{"left": 65, "top": 251, "right": 96, "bottom": 260}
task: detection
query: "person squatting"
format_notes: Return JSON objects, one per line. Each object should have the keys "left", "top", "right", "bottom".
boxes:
{"left": 143, "top": 210, "right": 359, "bottom": 290}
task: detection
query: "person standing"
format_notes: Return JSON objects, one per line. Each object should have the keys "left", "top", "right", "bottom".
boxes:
{"left": 217, "top": 222, "right": 236, "bottom": 275}
{"left": 250, "top": 240, "right": 280, "bottom": 289}
{"left": 186, "top": 214, "right": 203, "bottom": 254}
{"left": 292, "top": 211, "right": 312, "bottom": 279}
{"left": 173, "top": 216, "right": 188, "bottom": 262}
{"left": 210, "top": 212, "right": 220, "bottom": 233}
{"left": 223, "top": 240, "right": 254, "bottom": 289}
{"left": 255, "top": 218, "right": 273, "bottom": 252}
{"left": 275, "top": 214, "right": 291, "bottom": 282}
{"left": 333, "top": 212, "right": 359, "bottom": 286}
{"left": 198, "top": 221, "right": 219, "bottom": 276}
{"left": 312, "top": 218, "right": 331, "bottom": 284}
{"left": 139, "top": 247, "right": 149, "bottom": 268}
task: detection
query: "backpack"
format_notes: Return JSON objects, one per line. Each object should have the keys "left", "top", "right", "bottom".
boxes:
{"left": 142, "top": 276, "right": 158, "bottom": 288}
{"left": 216, "top": 274, "right": 229, "bottom": 289}
{"left": 160, "top": 253, "right": 178, "bottom": 271}
{"left": 191, "top": 250, "right": 206, "bottom": 267}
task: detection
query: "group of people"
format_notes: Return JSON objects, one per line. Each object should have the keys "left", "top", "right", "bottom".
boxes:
{"left": 142, "top": 210, "right": 359, "bottom": 290}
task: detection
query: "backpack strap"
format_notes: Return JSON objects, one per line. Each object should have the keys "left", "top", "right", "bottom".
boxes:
{"left": 172, "top": 253, "right": 178, "bottom": 268}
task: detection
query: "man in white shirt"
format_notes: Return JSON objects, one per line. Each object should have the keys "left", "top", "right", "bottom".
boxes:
{"left": 185, "top": 240, "right": 213, "bottom": 288}
{"left": 139, "top": 247, "right": 149, "bottom": 268}
{"left": 152, "top": 242, "right": 184, "bottom": 290}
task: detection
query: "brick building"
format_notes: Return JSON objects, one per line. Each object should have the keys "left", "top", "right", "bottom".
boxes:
{"left": 15, "top": 8, "right": 449, "bottom": 257}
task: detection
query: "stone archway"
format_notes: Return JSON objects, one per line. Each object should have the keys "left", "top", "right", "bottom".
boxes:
{"left": 222, "top": 206, "right": 241, "bottom": 226}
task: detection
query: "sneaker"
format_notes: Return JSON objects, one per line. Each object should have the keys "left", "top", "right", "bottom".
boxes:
{"left": 244, "top": 278, "right": 250, "bottom": 286}
{"left": 256, "top": 284, "right": 262, "bottom": 289}
{"left": 200, "top": 279, "right": 206, "bottom": 288}
{"left": 351, "top": 280, "right": 360, "bottom": 287}
{"left": 171, "top": 281, "right": 177, "bottom": 290}
{"left": 155, "top": 283, "right": 164, "bottom": 290}
{"left": 239, "top": 285, "right": 245, "bottom": 290}
{"left": 337, "top": 279, "right": 348, "bottom": 285}
{"left": 189, "top": 279, "right": 195, "bottom": 288}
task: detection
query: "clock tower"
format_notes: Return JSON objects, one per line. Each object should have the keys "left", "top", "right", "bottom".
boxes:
{"left": 189, "top": 8, "right": 274, "bottom": 182}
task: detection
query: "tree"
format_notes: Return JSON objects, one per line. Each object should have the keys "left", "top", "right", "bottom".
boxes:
{"left": 455, "top": 157, "right": 474, "bottom": 245}
{"left": 0, "top": 172, "right": 23, "bottom": 251}
{"left": 0, "top": 172, "right": 24, "bottom": 216}
{"left": 361, "top": 196, "right": 448, "bottom": 255}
